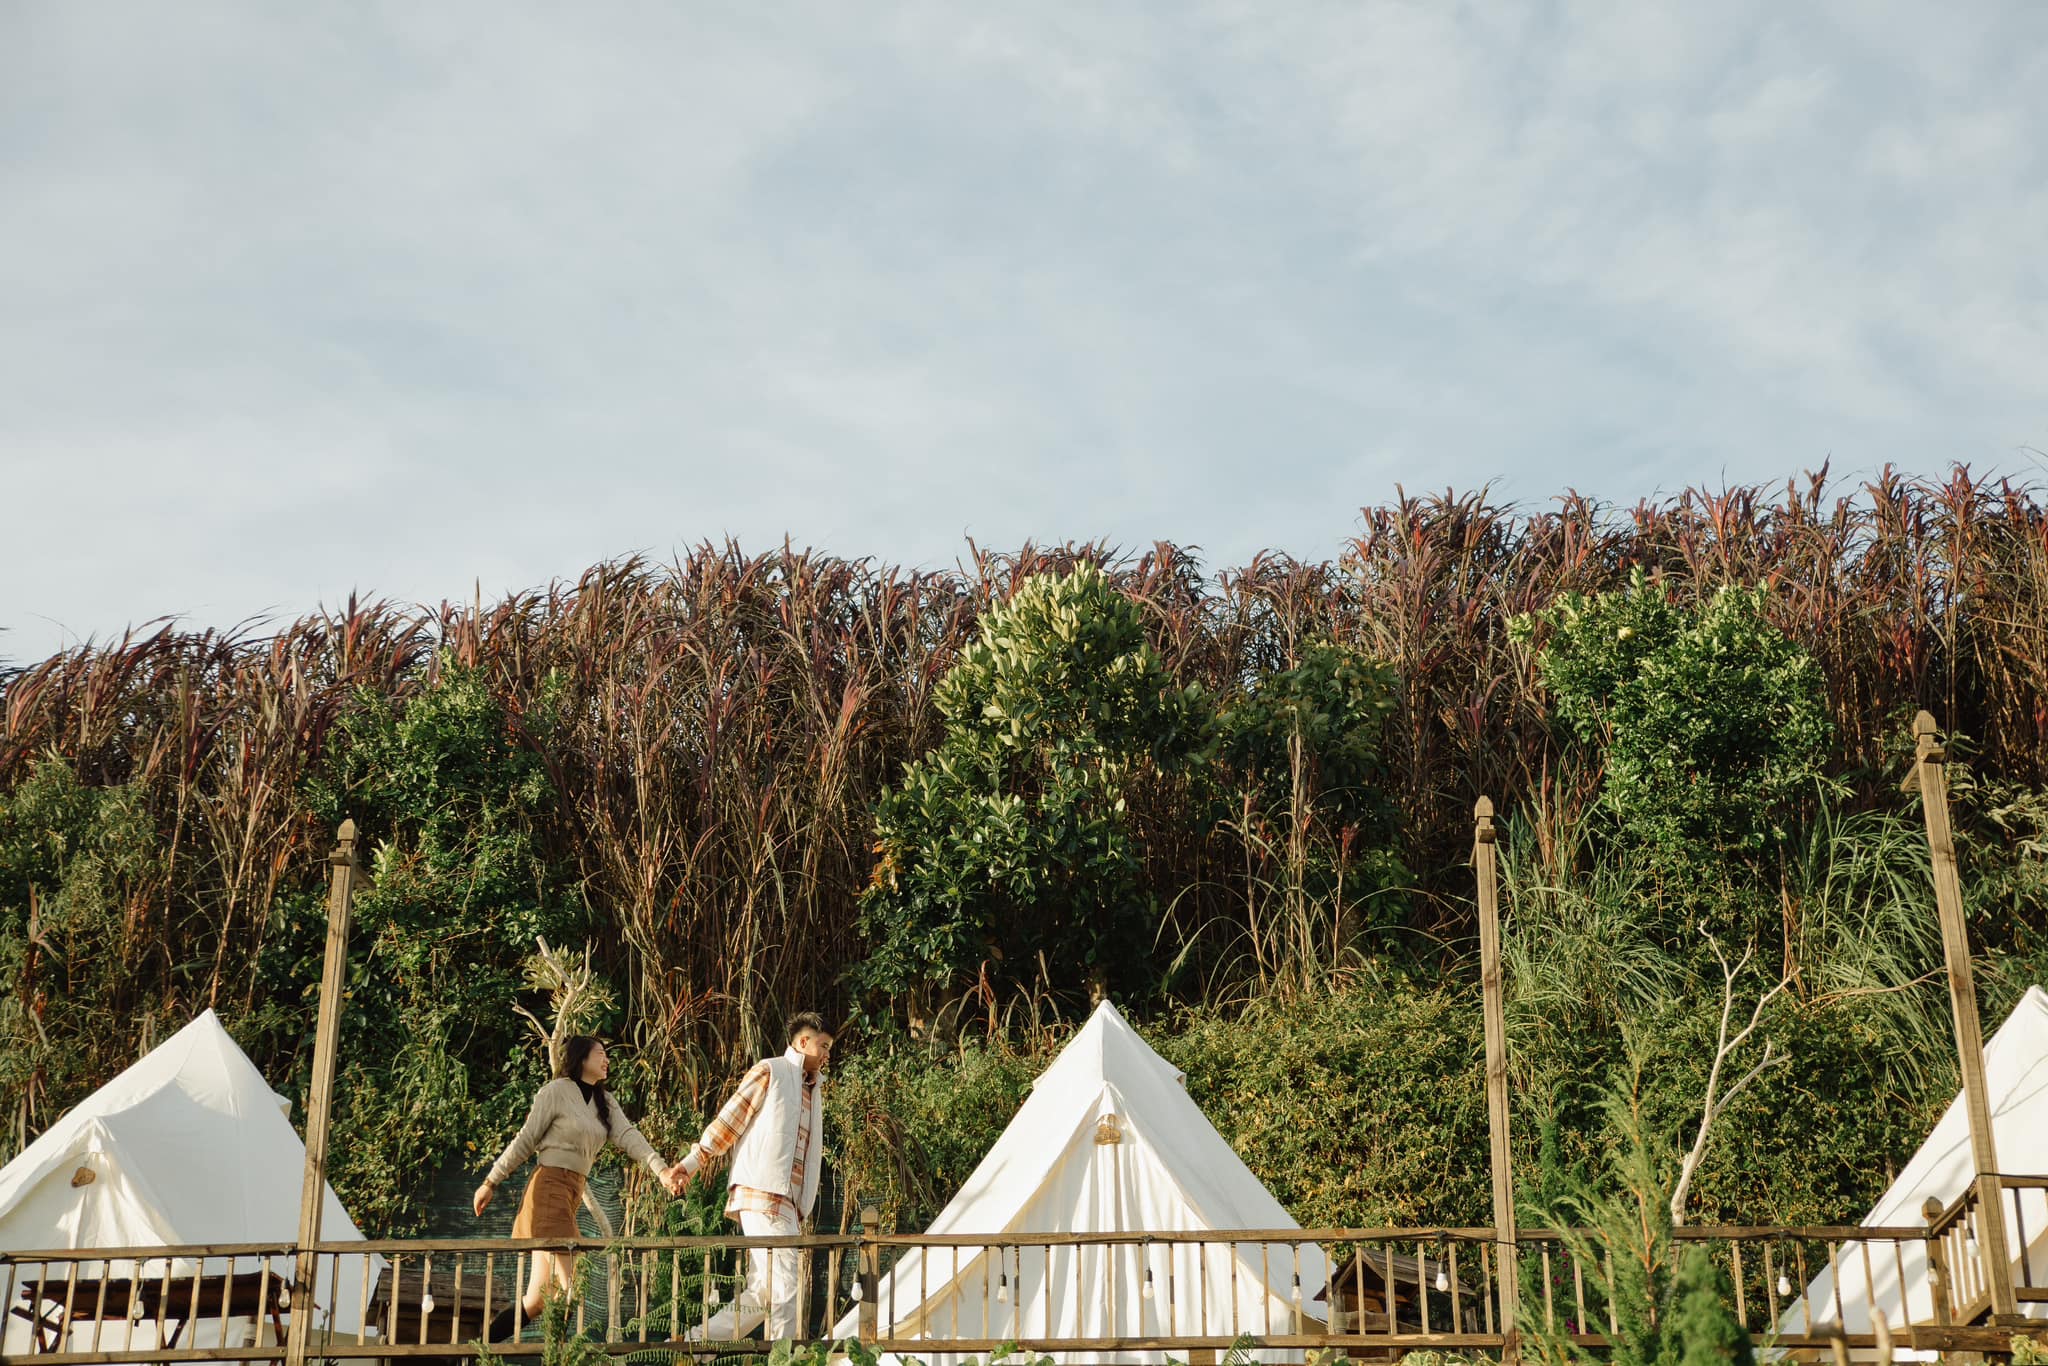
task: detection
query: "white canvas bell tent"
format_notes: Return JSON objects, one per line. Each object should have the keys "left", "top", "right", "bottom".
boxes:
{"left": 0, "top": 1009, "right": 379, "bottom": 1352}
{"left": 832, "top": 1001, "right": 1328, "bottom": 1362}
{"left": 1780, "top": 984, "right": 2048, "bottom": 1349}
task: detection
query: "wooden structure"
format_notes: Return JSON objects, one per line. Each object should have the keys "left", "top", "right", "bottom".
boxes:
{"left": 1901, "top": 710, "right": 2021, "bottom": 1322}
{"left": 1315, "top": 1246, "right": 1477, "bottom": 1360}
{"left": 1472, "top": 796, "right": 1520, "bottom": 1361}
{"left": 11, "top": 1266, "right": 291, "bottom": 1357}
{"left": 284, "top": 822, "right": 358, "bottom": 1366}
{"left": 364, "top": 1261, "right": 518, "bottom": 1364}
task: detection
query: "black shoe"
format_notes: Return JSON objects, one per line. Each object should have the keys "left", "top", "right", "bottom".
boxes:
{"left": 482, "top": 1305, "right": 521, "bottom": 1343}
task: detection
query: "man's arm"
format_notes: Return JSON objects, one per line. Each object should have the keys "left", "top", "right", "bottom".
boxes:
{"left": 678, "top": 1061, "right": 772, "bottom": 1180}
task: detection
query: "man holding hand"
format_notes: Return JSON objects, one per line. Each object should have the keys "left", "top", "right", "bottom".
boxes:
{"left": 670, "top": 1012, "right": 833, "bottom": 1342}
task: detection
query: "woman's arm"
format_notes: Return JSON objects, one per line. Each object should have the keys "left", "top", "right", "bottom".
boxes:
{"left": 485, "top": 1080, "right": 563, "bottom": 1187}
{"left": 604, "top": 1102, "right": 670, "bottom": 1180}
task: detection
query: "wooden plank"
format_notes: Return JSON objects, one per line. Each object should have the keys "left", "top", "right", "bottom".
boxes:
{"left": 857, "top": 1204, "right": 879, "bottom": 1342}
{"left": 1912, "top": 711, "right": 2019, "bottom": 1320}
{"left": 8, "top": 1227, "right": 1608, "bottom": 1260}
{"left": 2, "top": 1246, "right": 294, "bottom": 1263}
{"left": 285, "top": 820, "right": 358, "bottom": 1366}
{"left": 1474, "top": 796, "right": 1521, "bottom": 1361}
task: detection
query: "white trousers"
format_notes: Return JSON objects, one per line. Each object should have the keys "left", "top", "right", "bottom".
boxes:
{"left": 697, "top": 1207, "right": 803, "bottom": 1341}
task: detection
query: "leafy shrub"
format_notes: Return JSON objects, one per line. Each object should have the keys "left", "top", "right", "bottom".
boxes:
{"left": 827, "top": 1036, "right": 1045, "bottom": 1228}
{"left": 1515, "top": 991, "right": 1947, "bottom": 1231}
{"left": 1953, "top": 762, "right": 2048, "bottom": 955}
{"left": 856, "top": 565, "right": 1211, "bottom": 1006}
{"left": 1523, "top": 1093, "right": 1753, "bottom": 1366}
{"left": 1513, "top": 571, "right": 1833, "bottom": 875}
{"left": 247, "top": 659, "right": 597, "bottom": 1232}
{"left": 1206, "top": 641, "right": 1411, "bottom": 987}
{"left": 0, "top": 759, "right": 160, "bottom": 1152}
{"left": 826, "top": 974, "right": 1943, "bottom": 1247}
{"left": 1215, "top": 641, "right": 1402, "bottom": 842}
{"left": 1157, "top": 985, "right": 1490, "bottom": 1227}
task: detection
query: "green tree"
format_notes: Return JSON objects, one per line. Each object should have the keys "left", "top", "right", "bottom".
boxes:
{"left": 855, "top": 565, "right": 1211, "bottom": 1008}
{"left": 1212, "top": 641, "right": 1408, "bottom": 983}
{"left": 252, "top": 659, "right": 592, "bottom": 1232}
{"left": 1524, "top": 1090, "right": 1753, "bottom": 1366}
{"left": 0, "top": 759, "right": 158, "bottom": 1156}
{"left": 1513, "top": 570, "right": 1833, "bottom": 871}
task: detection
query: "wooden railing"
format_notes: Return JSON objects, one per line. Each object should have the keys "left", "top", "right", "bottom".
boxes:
{"left": 1920, "top": 1172, "right": 2048, "bottom": 1326}
{"left": 2, "top": 1209, "right": 2040, "bottom": 1364}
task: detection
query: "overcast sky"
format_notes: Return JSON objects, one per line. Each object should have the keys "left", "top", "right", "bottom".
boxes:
{"left": 3, "top": 3, "right": 2045, "bottom": 664}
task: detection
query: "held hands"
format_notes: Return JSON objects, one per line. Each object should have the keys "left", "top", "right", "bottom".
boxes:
{"left": 472, "top": 1181, "right": 496, "bottom": 1218}
{"left": 660, "top": 1162, "right": 695, "bottom": 1197}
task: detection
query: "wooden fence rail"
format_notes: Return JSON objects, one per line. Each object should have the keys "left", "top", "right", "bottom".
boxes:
{"left": 3, "top": 1209, "right": 2039, "bottom": 1365}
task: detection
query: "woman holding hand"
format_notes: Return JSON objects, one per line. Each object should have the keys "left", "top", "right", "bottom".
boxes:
{"left": 473, "top": 1036, "right": 678, "bottom": 1340}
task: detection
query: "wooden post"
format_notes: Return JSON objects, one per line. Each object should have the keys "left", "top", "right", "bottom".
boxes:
{"left": 1902, "top": 714, "right": 2018, "bottom": 1322}
{"left": 1474, "top": 797, "right": 1520, "bottom": 1361}
{"left": 858, "top": 1203, "right": 880, "bottom": 1342}
{"left": 1923, "top": 1197, "right": 1954, "bottom": 1327}
{"left": 285, "top": 820, "right": 359, "bottom": 1366}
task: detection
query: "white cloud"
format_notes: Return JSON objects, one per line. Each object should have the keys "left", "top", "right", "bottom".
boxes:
{"left": 2, "top": 0, "right": 2045, "bottom": 661}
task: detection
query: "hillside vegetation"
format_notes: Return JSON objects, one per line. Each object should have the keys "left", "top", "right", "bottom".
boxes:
{"left": 4, "top": 466, "right": 2046, "bottom": 1234}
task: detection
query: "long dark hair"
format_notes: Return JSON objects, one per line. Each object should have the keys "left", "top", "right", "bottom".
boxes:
{"left": 558, "top": 1035, "right": 611, "bottom": 1129}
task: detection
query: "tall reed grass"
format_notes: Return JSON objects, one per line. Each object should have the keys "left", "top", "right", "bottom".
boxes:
{"left": 3, "top": 467, "right": 2043, "bottom": 1093}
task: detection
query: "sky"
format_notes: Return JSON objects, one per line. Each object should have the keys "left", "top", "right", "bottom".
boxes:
{"left": 3, "top": 2, "right": 2045, "bottom": 664}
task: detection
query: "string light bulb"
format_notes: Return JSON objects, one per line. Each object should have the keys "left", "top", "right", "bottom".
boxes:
{"left": 1965, "top": 1232, "right": 1980, "bottom": 1260}
{"left": 1291, "top": 1274, "right": 1302, "bottom": 1304}
{"left": 1143, "top": 1269, "right": 1155, "bottom": 1301}
{"left": 997, "top": 1273, "right": 1009, "bottom": 1305}
{"left": 707, "top": 1280, "right": 723, "bottom": 1306}
{"left": 1776, "top": 1274, "right": 1792, "bottom": 1298}
{"left": 850, "top": 1281, "right": 864, "bottom": 1303}
{"left": 421, "top": 1292, "right": 436, "bottom": 1316}
{"left": 1435, "top": 1267, "right": 1450, "bottom": 1294}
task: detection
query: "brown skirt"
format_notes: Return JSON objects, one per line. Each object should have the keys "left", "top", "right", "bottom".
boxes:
{"left": 512, "top": 1165, "right": 586, "bottom": 1239}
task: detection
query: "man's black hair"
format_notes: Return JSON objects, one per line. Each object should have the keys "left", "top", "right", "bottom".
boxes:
{"left": 787, "top": 1011, "right": 830, "bottom": 1043}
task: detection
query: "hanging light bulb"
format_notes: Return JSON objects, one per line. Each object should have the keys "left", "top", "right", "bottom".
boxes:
{"left": 1435, "top": 1267, "right": 1450, "bottom": 1294}
{"left": 420, "top": 1292, "right": 436, "bottom": 1316}
{"left": 1776, "top": 1274, "right": 1792, "bottom": 1299}
{"left": 1290, "top": 1274, "right": 1302, "bottom": 1304}
{"left": 1965, "top": 1232, "right": 1980, "bottom": 1260}
{"left": 277, "top": 1285, "right": 292, "bottom": 1311}
{"left": 1143, "top": 1269, "right": 1155, "bottom": 1301}
{"left": 997, "top": 1273, "right": 1010, "bottom": 1305}
{"left": 707, "top": 1280, "right": 723, "bottom": 1306}
{"left": 851, "top": 1280, "right": 864, "bottom": 1303}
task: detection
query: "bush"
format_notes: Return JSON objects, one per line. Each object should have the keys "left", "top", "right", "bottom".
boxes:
{"left": 1206, "top": 641, "right": 1411, "bottom": 986}
{"left": 823, "top": 977, "right": 1939, "bottom": 1246}
{"left": 1157, "top": 984, "right": 1490, "bottom": 1227}
{"left": 1513, "top": 992, "right": 1947, "bottom": 1230}
{"left": 0, "top": 759, "right": 160, "bottom": 1154}
{"left": 1522, "top": 1092, "right": 1754, "bottom": 1366}
{"left": 856, "top": 565, "right": 1211, "bottom": 1007}
{"left": 247, "top": 659, "right": 597, "bottom": 1233}
{"left": 827, "top": 1036, "right": 1046, "bottom": 1228}
{"left": 1513, "top": 571, "right": 1833, "bottom": 876}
